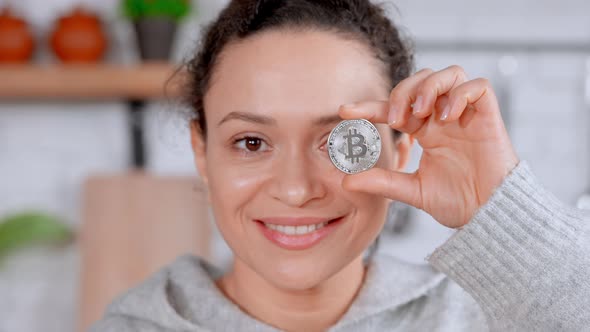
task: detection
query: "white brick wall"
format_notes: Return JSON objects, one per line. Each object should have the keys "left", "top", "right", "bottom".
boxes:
{"left": 0, "top": 0, "right": 589, "bottom": 331}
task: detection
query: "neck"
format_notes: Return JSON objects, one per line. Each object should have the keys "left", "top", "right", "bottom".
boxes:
{"left": 216, "top": 256, "right": 366, "bottom": 332}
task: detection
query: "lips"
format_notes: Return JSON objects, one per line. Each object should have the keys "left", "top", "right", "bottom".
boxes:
{"left": 255, "top": 216, "right": 344, "bottom": 250}
{"left": 263, "top": 222, "right": 328, "bottom": 235}
{"left": 258, "top": 217, "right": 336, "bottom": 226}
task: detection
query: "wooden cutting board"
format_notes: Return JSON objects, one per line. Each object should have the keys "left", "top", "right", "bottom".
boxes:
{"left": 77, "top": 172, "right": 211, "bottom": 332}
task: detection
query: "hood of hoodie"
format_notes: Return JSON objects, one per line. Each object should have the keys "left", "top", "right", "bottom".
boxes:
{"left": 99, "top": 253, "right": 446, "bottom": 331}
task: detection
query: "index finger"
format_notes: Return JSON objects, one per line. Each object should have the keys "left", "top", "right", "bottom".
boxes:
{"left": 338, "top": 100, "right": 427, "bottom": 135}
{"left": 338, "top": 100, "right": 389, "bottom": 123}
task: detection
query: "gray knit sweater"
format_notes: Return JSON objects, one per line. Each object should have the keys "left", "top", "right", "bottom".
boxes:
{"left": 90, "top": 162, "right": 590, "bottom": 331}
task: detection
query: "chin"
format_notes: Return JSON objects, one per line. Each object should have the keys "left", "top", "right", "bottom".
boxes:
{"left": 255, "top": 245, "right": 367, "bottom": 292}
{"left": 256, "top": 254, "right": 343, "bottom": 291}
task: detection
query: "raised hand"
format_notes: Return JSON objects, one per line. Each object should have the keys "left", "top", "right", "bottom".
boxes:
{"left": 339, "top": 66, "right": 519, "bottom": 228}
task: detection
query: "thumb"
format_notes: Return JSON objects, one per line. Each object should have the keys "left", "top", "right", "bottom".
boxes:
{"left": 341, "top": 168, "right": 422, "bottom": 209}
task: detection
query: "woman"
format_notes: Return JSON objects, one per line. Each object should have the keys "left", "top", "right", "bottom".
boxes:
{"left": 91, "top": 1, "right": 590, "bottom": 331}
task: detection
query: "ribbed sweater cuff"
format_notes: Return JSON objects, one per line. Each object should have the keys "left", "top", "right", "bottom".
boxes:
{"left": 427, "top": 161, "right": 587, "bottom": 324}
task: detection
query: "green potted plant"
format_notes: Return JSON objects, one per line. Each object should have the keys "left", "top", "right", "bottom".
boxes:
{"left": 122, "top": 0, "right": 193, "bottom": 61}
{"left": 0, "top": 212, "right": 72, "bottom": 262}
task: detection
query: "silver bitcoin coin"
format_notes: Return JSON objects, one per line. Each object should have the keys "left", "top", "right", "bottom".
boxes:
{"left": 328, "top": 119, "right": 381, "bottom": 174}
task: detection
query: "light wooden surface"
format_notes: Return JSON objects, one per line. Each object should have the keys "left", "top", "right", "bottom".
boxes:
{"left": 0, "top": 63, "right": 181, "bottom": 100}
{"left": 78, "top": 172, "right": 212, "bottom": 332}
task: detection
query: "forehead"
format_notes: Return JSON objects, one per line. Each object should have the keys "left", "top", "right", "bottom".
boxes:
{"left": 204, "top": 29, "right": 389, "bottom": 122}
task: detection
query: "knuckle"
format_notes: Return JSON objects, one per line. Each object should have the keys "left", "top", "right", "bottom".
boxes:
{"left": 396, "top": 68, "right": 434, "bottom": 91}
{"left": 419, "top": 75, "right": 441, "bottom": 96}
{"left": 473, "top": 77, "right": 491, "bottom": 87}
{"left": 389, "top": 88, "right": 405, "bottom": 105}
{"left": 391, "top": 79, "right": 410, "bottom": 95}
{"left": 416, "top": 68, "right": 434, "bottom": 76}
{"left": 447, "top": 64, "right": 465, "bottom": 74}
{"left": 448, "top": 65, "right": 468, "bottom": 83}
{"left": 456, "top": 70, "right": 468, "bottom": 83}
{"left": 385, "top": 170, "right": 398, "bottom": 188}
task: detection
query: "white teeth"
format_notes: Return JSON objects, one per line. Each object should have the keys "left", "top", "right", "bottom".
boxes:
{"left": 264, "top": 221, "right": 329, "bottom": 235}
{"left": 284, "top": 226, "right": 296, "bottom": 235}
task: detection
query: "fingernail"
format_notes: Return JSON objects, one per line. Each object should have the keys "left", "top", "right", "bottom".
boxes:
{"left": 341, "top": 103, "right": 356, "bottom": 109}
{"left": 388, "top": 106, "right": 398, "bottom": 125}
{"left": 441, "top": 105, "right": 451, "bottom": 121}
{"left": 412, "top": 96, "right": 423, "bottom": 115}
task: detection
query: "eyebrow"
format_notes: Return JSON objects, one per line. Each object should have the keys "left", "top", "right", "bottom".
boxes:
{"left": 217, "top": 111, "right": 342, "bottom": 127}
{"left": 218, "top": 111, "right": 276, "bottom": 126}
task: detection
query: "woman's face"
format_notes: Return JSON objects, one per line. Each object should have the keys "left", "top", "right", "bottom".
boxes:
{"left": 192, "top": 29, "right": 411, "bottom": 290}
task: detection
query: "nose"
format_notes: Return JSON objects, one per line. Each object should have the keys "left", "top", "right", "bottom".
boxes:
{"left": 267, "top": 150, "right": 327, "bottom": 208}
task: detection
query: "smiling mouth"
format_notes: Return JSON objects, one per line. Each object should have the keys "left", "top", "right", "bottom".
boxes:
{"left": 260, "top": 219, "right": 340, "bottom": 235}
{"left": 255, "top": 216, "right": 345, "bottom": 250}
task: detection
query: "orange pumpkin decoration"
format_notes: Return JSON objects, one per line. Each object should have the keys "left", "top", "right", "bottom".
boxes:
{"left": 0, "top": 8, "right": 35, "bottom": 63}
{"left": 50, "top": 7, "right": 107, "bottom": 63}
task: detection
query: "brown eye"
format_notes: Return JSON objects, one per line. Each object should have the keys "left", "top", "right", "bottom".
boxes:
{"left": 234, "top": 136, "right": 269, "bottom": 153}
{"left": 245, "top": 137, "right": 261, "bottom": 151}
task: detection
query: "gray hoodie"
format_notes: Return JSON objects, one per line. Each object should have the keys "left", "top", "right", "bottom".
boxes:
{"left": 90, "top": 162, "right": 590, "bottom": 331}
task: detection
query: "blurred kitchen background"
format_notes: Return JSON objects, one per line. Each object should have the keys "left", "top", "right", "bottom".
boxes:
{"left": 0, "top": 0, "right": 588, "bottom": 331}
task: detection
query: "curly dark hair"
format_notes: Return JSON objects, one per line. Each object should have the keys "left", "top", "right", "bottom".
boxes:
{"left": 184, "top": 0, "right": 414, "bottom": 139}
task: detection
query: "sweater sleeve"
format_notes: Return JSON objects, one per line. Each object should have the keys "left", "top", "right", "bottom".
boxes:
{"left": 427, "top": 161, "right": 590, "bottom": 331}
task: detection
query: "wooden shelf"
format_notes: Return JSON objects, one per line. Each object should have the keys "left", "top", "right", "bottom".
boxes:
{"left": 0, "top": 63, "right": 182, "bottom": 100}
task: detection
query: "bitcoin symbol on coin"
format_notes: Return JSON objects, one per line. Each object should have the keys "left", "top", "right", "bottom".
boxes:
{"left": 327, "top": 119, "right": 381, "bottom": 174}
{"left": 344, "top": 128, "right": 367, "bottom": 164}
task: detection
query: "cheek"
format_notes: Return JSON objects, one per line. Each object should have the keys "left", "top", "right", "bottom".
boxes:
{"left": 343, "top": 189, "right": 389, "bottom": 242}
{"left": 205, "top": 154, "right": 267, "bottom": 219}
{"left": 204, "top": 152, "right": 273, "bottom": 260}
